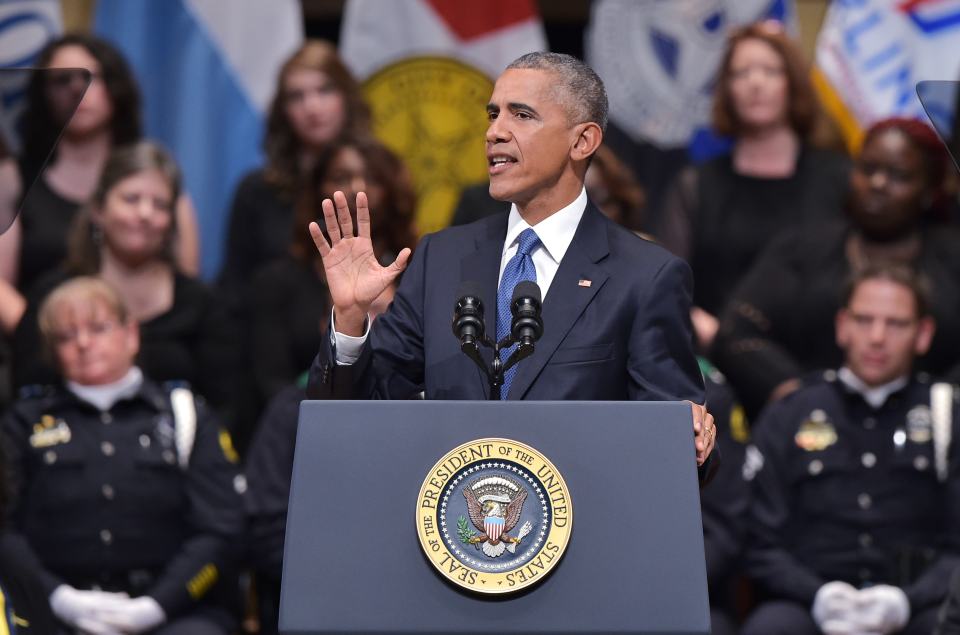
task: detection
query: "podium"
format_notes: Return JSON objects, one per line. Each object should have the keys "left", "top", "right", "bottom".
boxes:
{"left": 279, "top": 400, "right": 710, "bottom": 635}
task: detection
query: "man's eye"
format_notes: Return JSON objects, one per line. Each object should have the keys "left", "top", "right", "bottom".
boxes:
{"left": 487, "top": 111, "right": 498, "bottom": 121}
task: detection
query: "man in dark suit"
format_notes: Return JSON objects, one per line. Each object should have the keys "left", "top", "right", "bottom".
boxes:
{"left": 307, "top": 52, "right": 716, "bottom": 466}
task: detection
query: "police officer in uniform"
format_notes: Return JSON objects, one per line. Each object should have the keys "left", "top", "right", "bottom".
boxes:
{"left": 741, "top": 264, "right": 960, "bottom": 635}
{"left": 0, "top": 277, "right": 244, "bottom": 634}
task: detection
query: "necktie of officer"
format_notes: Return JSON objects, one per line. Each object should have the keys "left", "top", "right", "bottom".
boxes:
{"left": 497, "top": 228, "right": 541, "bottom": 399}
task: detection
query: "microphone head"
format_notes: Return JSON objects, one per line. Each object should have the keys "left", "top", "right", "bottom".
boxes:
{"left": 510, "top": 280, "right": 543, "bottom": 344}
{"left": 457, "top": 280, "right": 484, "bottom": 303}
{"left": 511, "top": 280, "right": 542, "bottom": 307}
{"left": 453, "top": 280, "right": 485, "bottom": 342}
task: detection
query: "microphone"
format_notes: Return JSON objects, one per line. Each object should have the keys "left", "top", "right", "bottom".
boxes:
{"left": 452, "top": 281, "right": 486, "bottom": 349}
{"left": 510, "top": 280, "right": 543, "bottom": 347}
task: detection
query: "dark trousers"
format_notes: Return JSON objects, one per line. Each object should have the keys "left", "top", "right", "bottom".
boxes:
{"left": 742, "top": 600, "right": 940, "bottom": 635}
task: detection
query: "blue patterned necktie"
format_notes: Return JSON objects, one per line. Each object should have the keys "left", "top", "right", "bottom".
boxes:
{"left": 496, "top": 228, "right": 541, "bottom": 399}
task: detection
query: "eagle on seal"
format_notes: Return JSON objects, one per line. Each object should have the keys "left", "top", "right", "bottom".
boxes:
{"left": 463, "top": 476, "right": 531, "bottom": 557}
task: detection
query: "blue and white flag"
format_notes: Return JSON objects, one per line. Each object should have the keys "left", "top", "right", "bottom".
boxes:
{"left": 0, "top": 0, "right": 62, "bottom": 152}
{"left": 94, "top": 0, "right": 303, "bottom": 278}
{"left": 585, "top": 0, "right": 796, "bottom": 159}
{"left": 815, "top": 0, "right": 960, "bottom": 149}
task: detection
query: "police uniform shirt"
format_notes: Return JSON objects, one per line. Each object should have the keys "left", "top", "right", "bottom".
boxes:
{"left": 0, "top": 380, "right": 244, "bottom": 619}
{"left": 742, "top": 371, "right": 960, "bottom": 612}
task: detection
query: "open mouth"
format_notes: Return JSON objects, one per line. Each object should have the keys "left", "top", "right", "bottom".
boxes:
{"left": 488, "top": 155, "right": 517, "bottom": 176}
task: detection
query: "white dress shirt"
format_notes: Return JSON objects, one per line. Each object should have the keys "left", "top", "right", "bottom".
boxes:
{"left": 333, "top": 188, "right": 589, "bottom": 364}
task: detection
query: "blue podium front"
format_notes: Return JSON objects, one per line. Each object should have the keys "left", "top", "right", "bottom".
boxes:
{"left": 280, "top": 400, "right": 709, "bottom": 635}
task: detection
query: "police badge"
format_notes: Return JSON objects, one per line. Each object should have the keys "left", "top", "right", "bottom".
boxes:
{"left": 416, "top": 438, "right": 572, "bottom": 594}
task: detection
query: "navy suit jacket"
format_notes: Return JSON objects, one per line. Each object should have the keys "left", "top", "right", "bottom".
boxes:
{"left": 308, "top": 201, "right": 704, "bottom": 404}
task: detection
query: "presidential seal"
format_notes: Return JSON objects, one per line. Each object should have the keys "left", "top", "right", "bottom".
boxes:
{"left": 416, "top": 438, "right": 572, "bottom": 594}
{"left": 362, "top": 57, "right": 493, "bottom": 234}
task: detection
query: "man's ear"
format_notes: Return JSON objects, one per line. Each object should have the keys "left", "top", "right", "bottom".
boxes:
{"left": 571, "top": 122, "right": 603, "bottom": 162}
{"left": 835, "top": 309, "right": 850, "bottom": 350}
{"left": 914, "top": 316, "right": 936, "bottom": 356}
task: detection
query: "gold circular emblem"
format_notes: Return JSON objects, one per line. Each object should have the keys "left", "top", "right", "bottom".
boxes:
{"left": 416, "top": 438, "right": 572, "bottom": 594}
{"left": 363, "top": 57, "right": 493, "bottom": 234}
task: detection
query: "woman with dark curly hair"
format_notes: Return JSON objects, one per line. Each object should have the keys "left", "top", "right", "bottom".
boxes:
{"left": 218, "top": 40, "right": 371, "bottom": 303}
{"left": 247, "top": 136, "right": 416, "bottom": 408}
{"left": 714, "top": 117, "right": 960, "bottom": 417}
{"left": 14, "top": 34, "right": 199, "bottom": 294}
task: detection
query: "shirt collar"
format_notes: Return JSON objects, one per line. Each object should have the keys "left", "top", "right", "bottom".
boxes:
{"left": 66, "top": 366, "right": 144, "bottom": 412}
{"left": 837, "top": 366, "right": 909, "bottom": 409}
{"left": 503, "top": 187, "right": 588, "bottom": 263}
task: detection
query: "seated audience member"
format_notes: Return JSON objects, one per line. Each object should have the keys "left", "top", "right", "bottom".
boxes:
{"left": 16, "top": 33, "right": 198, "bottom": 294}
{"left": 0, "top": 276, "right": 244, "bottom": 634}
{"left": 218, "top": 40, "right": 371, "bottom": 308}
{"left": 10, "top": 141, "right": 240, "bottom": 425}
{"left": 937, "top": 568, "right": 960, "bottom": 634}
{"left": 244, "top": 291, "right": 396, "bottom": 635}
{"left": 248, "top": 137, "right": 415, "bottom": 407}
{"left": 741, "top": 264, "right": 960, "bottom": 635}
{"left": 657, "top": 21, "right": 848, "bottom": 350}
{"left": 243, "top": 382, "right": 303, "bottom": 635}
{"left": 714, "top": 117, "right": 960, "bottom": 416}
{"left": 699, "top": 360, "right": 750, "bottom": 635}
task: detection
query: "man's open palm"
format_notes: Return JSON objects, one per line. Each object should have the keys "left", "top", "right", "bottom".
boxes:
{"left": 309, "top": 191, "right": 410, "bottom": 332}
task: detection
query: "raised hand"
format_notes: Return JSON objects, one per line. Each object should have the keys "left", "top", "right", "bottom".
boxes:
{"left": 309, "top": 190, "right": 411, "bottom": 335}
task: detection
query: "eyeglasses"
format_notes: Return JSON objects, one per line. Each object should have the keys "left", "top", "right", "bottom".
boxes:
{"left": 51, "top": 320, "right": 119, "bottom": 346}
{"left": 45, "top": 69, "right": 99, "bottom": 90}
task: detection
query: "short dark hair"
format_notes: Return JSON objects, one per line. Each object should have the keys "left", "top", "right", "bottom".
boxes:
{"left": 506, "top": 52, "right": 608, "bottom": 132}
{"left": 841, "top": 263, "right": 931, "bottom": 319}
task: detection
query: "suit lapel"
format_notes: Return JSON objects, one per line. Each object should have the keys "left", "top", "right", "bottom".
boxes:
{"left": 508, "top": 203, "right": 610, "bottom": 399}
{"left": 460, "top": 214, "right": 509, "bottom": 399}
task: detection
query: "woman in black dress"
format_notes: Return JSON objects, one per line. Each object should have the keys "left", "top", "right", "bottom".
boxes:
{"left": 714, "top": 117, "right": 960, "bottom": 416}
{"left": 12, "top": 141, "right": 240, "bottom": 427}
{"left": 248, "top": 136, "right": 417, "bottom": 407}
{"left": 657, "top": 22, "right": 849, "bottom": 351}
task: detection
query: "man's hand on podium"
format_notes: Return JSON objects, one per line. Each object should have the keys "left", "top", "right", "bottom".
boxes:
{"left": 689, "top": 402, "right": 716, "bottom": 466}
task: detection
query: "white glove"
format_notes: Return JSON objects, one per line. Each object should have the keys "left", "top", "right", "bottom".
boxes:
{"left": 812, "top": 581, "right": 860, "bottom": 634}
{"left": 856, "top": 585, "right": 911, "bottom": 634}
{"left": 49, "top": 585, "right": 128, "bottom": 631}
{"left": 95, "top": 595, "right": 166, "bottom": 634}
{"left": 75, "top": 616, "right": 125, "bottom": 635}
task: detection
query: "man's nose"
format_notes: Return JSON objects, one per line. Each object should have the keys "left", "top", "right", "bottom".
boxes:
{"left": 486, "top": 115, "right": 508, "bottom": 143}
{"left": 868, "top": 321, "right": 887, "bottom": 342}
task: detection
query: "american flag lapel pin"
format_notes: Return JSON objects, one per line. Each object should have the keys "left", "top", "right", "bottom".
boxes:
{"left": 578, "top": 279, "right": 592, "bottom": 287}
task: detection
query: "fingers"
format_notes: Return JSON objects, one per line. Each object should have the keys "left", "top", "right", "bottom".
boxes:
{"left": 308, "top": 222, "right": 330, "bottom": 258}
{"left": 688, "top": 401, "right": 703, "bottom": 435}
{"left": 334, "top": 190, "right": 354, "bottom": 238}
{"left": 355, "top": 191, "right": 370, "bottom": 239}
{"left": 321, "top": 195, "right": 342, "bottom": 242}
{"left": 390, "top": 247, "right": 412, "bottom": 274}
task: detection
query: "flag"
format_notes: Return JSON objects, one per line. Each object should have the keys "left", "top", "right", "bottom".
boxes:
{"left": 585, "top": 0, "right": 796, "bottom": 157}
{"left": 93, "top": 0, "right": 303, "bottom": 278}
{"left": 340, "top": 0, "right": 547, "bottom": 233}
{"left": 0, "top": 0, "right": 63, "bottom": 152}
{"left": 814, "top": 0, "right": 960, "bottom": 151}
